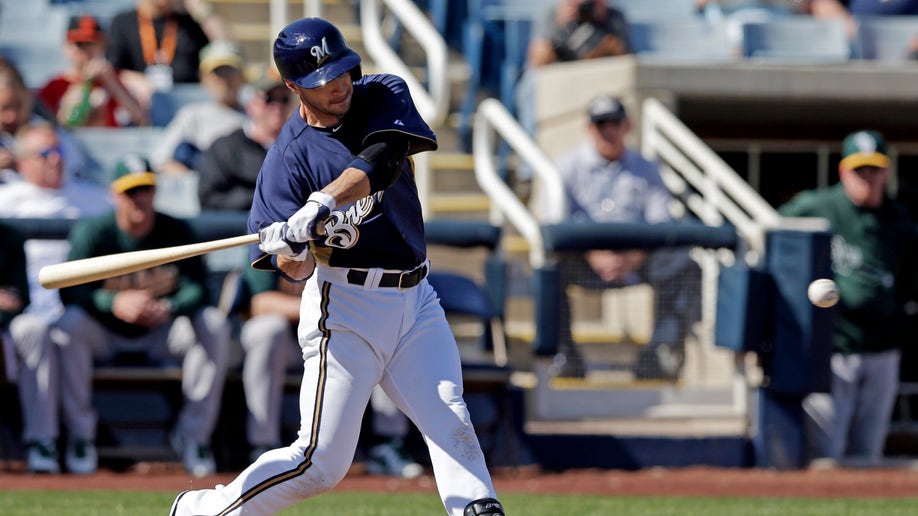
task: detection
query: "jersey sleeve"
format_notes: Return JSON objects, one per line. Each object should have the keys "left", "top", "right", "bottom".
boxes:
{"left": 246, "top": 142, "right": 318, "bottom": 267}
{"left": 360, "top": 74, "right": 437, "bottom": 155}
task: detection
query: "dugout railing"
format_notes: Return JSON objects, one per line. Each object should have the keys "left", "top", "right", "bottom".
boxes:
{"left": 472, "top": 97, "right": 774, "bottom": 422}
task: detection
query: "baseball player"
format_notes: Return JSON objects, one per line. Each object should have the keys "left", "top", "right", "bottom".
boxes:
{"left": 170, "top": 17, "right": 505, "bottom": 516}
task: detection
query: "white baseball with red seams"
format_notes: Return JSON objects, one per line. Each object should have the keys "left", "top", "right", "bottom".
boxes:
{"left": 808, "top": 279, "right": 840, "bottom": 308}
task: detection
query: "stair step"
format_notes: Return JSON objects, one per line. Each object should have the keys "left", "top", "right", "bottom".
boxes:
{"left": 428, "top": 193, "right": 490, "bottom": 213}
{"left": 430, "top": 152, "right": 475, "bottom": 171}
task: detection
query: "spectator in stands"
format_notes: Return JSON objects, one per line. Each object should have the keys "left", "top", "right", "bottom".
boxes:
{"left": 234, "top": 266, "right": 423, "bottom": 478}
{"left": 0, "top": 221, "right": 60, "bottom": 474}
{"left": 0, "top": 64, "right": 95, "bottom": 184}
{"left": 196, "top": 68, "right": 293, "bottom": 210}
{"left": 151, "top": 40, "right": 248, "bottom": 175}
{"left": 527, "top": 0, "right": 630, "bottom": 67}
{"left": 540, "top": 95, "right": 701, "bottom": 380}
{"left": 0, "top": 121, "right": 113, "bottom": 474}
{"left": 515, "top": 0, "right": 631, "bottom": 178}
{"left": 55, "top": 154, "right": 231, "bottom": 477}
{"left": 39, "top": 15, "right": 147, "bottom": 128}
{"left": 781, "top": 130, "right": 918, "bottom": 467}
{"left": 106, "top": 0, "right": 225, "bottom": 106}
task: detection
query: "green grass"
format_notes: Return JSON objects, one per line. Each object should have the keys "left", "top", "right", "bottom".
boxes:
{"left": 1, "top": 491, "right": 917, "bottom": 515}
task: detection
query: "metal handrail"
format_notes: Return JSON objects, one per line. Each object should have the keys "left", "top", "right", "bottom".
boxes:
{"left": 473, "top": 98, "right": 565, "bottom": 268}
{"left": 359, "top": 0, "right": 450, "bottom": 127}
{"left": 641, "top": 97, "right": 782, "bottom": 259}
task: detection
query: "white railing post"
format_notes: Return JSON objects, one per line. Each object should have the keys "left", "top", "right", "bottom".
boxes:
{"left": 270, "top": 0, "right": 288, "bottom": 41}
{"left": 304, "top": 0, "right": 322, "bottom": 18}
{"left": 359, "top": 0, "right": 449, "bottom": 217}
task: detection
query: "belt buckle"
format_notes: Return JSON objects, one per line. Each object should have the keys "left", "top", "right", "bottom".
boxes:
{"left": 397, "top": 264, "right": 424, "bottom": 290}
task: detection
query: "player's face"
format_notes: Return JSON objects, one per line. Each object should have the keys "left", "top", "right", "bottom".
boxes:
{"left": 115, "top": 185, "right": 157, "bottom": 238}
{"left": 841, "top": 165, "right": 888, "bottom": 208}
{"left": 289, "top": 72, "right": 353, "bottom": 127}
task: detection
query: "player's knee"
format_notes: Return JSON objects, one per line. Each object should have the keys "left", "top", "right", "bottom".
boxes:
{"left": 464, "top": 497, "right": 504, "bottom": 515}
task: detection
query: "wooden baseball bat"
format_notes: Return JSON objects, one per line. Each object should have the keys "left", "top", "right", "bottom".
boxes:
{"left": 39, "top": 233, "right": 260, "bottom": 289}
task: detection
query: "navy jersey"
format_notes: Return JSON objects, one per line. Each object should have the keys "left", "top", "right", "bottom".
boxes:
{"left": 247, "top": 73, "right": 437, "bottom": 270}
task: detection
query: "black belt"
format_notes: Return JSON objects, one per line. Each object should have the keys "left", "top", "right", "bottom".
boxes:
{"left": 346, "top": 264, "right": 428, "bottom": 289}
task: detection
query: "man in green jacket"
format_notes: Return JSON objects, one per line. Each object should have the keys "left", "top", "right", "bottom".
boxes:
{"left": 56, "top": 155, "right": 230, "bottom": 476}
{"left": 779, "top": 130, "right": 918, "bottom": 467}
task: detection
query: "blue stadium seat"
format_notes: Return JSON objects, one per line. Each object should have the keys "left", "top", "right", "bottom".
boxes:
{"left": 149, "top": 83, "right": 213, "bottom": 128}
{"left": 0, "top": 44, "right": 69, "bottom": 90}
{"left": 613, "top": 0, "right": 700, "bottom": 22}
{"left": 741, "top": 16, "right": 852, "bottom": 62}
{"left": 854, "top": 15, "right": 918, "bottom": 61}
{"left": 70, "top": 126, "right": 164, "bottom": 183}
{"left": 61, "top": 0, "right": 137, "bottom": 31}
{"left": 0, "top": 0, "right": 53, "bottom": 17}
{"left": 628, "top": 19, "right": 736, "bottom": 63}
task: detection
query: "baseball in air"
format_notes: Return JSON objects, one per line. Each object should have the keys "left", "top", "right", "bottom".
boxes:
{"left": 808, "top": 279, "right": 840, "bottom": 308}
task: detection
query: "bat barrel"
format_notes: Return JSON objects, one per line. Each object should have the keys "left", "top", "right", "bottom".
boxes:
{"left": 39, "top": 233, "right": 260, "bottom": 289}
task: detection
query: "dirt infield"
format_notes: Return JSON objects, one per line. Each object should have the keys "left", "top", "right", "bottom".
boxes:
{"left": 3, "top": 463, "right": 918, "bottom": 498}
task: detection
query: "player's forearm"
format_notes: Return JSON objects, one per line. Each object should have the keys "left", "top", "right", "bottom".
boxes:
{"left": 275, "top": 253, "right": 316, "bottom": 283}
{"left": 319, "top": 167, "right": 372, "bottom": 206}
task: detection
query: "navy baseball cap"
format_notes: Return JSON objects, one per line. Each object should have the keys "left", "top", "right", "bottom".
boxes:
{"left": 588, "top": 95, "right": 627, "bottom": 124}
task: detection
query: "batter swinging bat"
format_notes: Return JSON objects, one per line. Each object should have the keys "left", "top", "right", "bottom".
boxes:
{"left": 39, "top": 233, "right": 260, "bottom": 289}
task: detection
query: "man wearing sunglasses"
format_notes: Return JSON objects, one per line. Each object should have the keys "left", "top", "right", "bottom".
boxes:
{"left": 151, "top": 40, "right": 248, "bottom": 175}
{"left": 0, "top": 121, "right": 112, "bottom": 473}
{"left": 196, "top": 69, "right": 294, "bottom": 211}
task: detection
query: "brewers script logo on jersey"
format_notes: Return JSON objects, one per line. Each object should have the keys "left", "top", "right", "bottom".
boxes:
{"left": 311, "top": 37, "right": 331, "bottom": 65}
{"left": 321, "top": 191, "right": 385, "bottom": 249}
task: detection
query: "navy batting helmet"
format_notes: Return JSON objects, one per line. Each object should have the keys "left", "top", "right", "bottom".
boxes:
{"left": 273, "top": 17, "right": 362, "bottom": 89}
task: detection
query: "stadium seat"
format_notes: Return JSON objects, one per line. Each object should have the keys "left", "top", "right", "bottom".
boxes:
{"left": 149, "top": 83, "right": 213, "bottom": 127}
{"left": 854, "top": 15, "right": 918, "bottom": 62}
{"left": 628, "top": 19, "right": 736, "bottom": 63}
{"left": 613, "top": 0, "right": 700, "bottom": 22}
{"left": 60, "top": 0, "right": 137, "bottom": 30}
{"left": 0, "top": 44, "right": 69, "bottom": 90}
{"left": 70, "top": 126, "right": 164, "bottom": 183}
{"left": 741, "top": 17, "right": 852, "bottom": 62}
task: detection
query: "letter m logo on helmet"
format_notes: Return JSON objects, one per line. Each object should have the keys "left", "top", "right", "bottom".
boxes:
{"left": 274, "top": 18, "right": 362, "bottom": 89}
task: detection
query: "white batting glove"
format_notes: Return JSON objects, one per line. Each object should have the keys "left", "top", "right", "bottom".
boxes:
{"left": 286, "top": 191, "right": 336, "bottom": 243}
{"left": 258, "top": 221, "right": 310, "bottom": 260}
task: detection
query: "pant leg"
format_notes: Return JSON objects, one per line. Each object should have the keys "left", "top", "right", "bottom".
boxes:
{"left": 828, "top": 352, "right": 860, "bottom": 461}
{"left": 370, "top": 385, "right": 408, "bottom": 439}
{"left": 380, "top": 282, "right": 496, "bottom": 516}
{"left": 169, "top": 307, "right": 230, "bottom": 445}
{"left": 173, "top": 280, "right": 381, "bottom": 515}
{"left": 240, "top": 314, "right": 298, "bottom": 447}
{"left": 9, "top": 313, "right": 58, "bottom": 443}
{"left": 54, "top": 306, "right": 111, "bottom": 441}
{"left": 848, "top": 349, "right": 900, "bottom": 464}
